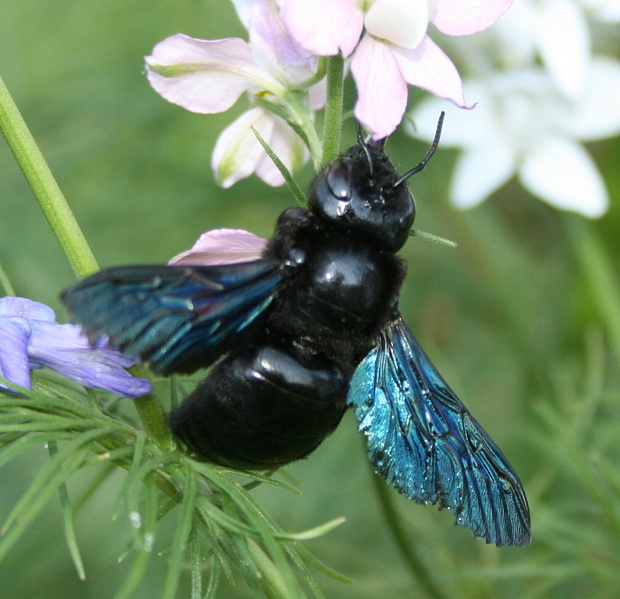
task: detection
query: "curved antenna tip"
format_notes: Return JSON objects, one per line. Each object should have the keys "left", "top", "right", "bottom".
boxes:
{"left": 394, "top": 112, "right": 445, "bottom": 187}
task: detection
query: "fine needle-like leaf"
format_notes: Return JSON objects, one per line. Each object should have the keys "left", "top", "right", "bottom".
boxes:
{"left": 115, "top": 472, "right": 158, "bottom": 599}
{"left": 0, "top": 446, "right": 89, "bottom": 564}
{"left": 162, "top": 463, "right": 198, "bottom": 599}
{"left": 251, "top": 126, "right": 307, "bottom": 206}
{"left": 113, "top": 431, "right": 148, "bottom": 522}
{"left": 190, "top": 526, "right": 203, "bottom": 599}
{"left": 48, "top": 441, "right": 86, "bottom": 580}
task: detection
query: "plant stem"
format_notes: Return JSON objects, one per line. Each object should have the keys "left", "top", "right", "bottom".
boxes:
{"left": 0, "top": 74, "right": 98, "bottom": 279}
{"left": 368, "top": 457, "right": 447, "bottom": 599}
{"left": 0, "top": 73, "right": 172, "bottom": 450}
{"left": 130, "top": 366, "right": 173, "bottom": 450}
{"left": 321, "top": 54, "right": 345, "bottom": 167}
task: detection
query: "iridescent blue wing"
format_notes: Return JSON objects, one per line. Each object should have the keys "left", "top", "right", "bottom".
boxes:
{"left": 62, "top": 260, "right": 283, "bottom": 375}
{"left": 348, "top": 316, "right": 531, "bottom": 546}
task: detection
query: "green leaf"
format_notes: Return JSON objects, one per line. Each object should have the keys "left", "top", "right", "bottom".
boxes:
{"left": 162, "top": 463, "right": 198, "bottom": 599}
{"left": 48, "top": 441, "right": 86, "bottom": 580}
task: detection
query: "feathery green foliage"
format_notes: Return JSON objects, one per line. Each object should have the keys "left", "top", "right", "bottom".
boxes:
{"left": 1, "top": 1, "right": 620, "bottom": 598}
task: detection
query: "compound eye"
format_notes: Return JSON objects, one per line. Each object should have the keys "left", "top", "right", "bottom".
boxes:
{"left": 326, "top": 162, "right": 352, "bottom": 201}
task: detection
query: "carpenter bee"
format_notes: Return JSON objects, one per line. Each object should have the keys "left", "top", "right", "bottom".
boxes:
{"left": 62, "top": 114, "right": 531, "bottom": 547}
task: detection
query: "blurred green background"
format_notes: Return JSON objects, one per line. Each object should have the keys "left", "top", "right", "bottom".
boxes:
{"left": 2, "top": 1, "right": 620, "bottom": 598}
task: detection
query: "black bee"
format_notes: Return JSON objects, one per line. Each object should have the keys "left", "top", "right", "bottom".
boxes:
{"left": 62, "top": 115, "right": 531, "bottom": 546}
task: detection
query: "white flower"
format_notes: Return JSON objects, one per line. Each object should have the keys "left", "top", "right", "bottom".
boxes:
{"left": 473, "top": 0, "right": 619, "bottom": 98}
{"left": 408, "top": 56, "right": 620, "bottom": 217}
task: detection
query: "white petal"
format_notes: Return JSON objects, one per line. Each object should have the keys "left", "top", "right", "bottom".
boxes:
{"left": 535, "top": 0, "right": 590, "bottom": 98}
{"left": 519, "top": 138, "right": 608, "bottom": 217}
{"left": 408, "top": 83, "right": 495, "bottom": 147}
{"left": 432, "top": 0, "right": 514, "bottom": 35}
{"left": 559, "top": 56, "right": 620, "bottom": 141}
{"left": 450, "top": 144, "right": 516, "bottom": 209}
{"left": 581, "top": 0, "right": 620, "bottom": 22}
{"left": 365, "top": 0, "right": 429, "bottom": 49}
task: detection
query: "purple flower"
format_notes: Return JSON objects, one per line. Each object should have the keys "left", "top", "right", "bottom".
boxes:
{"left": 0, "top": 297, "right": 151, "bottom": 398}
{"left": 169, "top": 228, "right": 268, "bottom": 266}
{"left": 281, "top": 0, "right": 513, "bottom": 138}
{"left": 145, "top": 0, "right": 322, "bottom": 186}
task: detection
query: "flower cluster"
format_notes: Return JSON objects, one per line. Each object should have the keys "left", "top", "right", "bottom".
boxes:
{"left": 408, "top": 0, "right": 620, "bottom": 217}
{"left": 0, "top": 297, "right": 150, "bottom": 398}
{"left": 145, "top": 0, "right": 512, "bottom": 184}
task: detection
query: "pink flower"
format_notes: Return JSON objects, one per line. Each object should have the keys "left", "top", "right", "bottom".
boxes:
{"left": 169, "top": 229, "right": 268, "bottom": 266}
{"left": 281, "top": 0, "right": 513, "bottom": 138}
{"left": 211, "top": 106, "right": 309, "bottom": 188}
{"left": 145, "top": 0, "right": 321, "bottom": 186}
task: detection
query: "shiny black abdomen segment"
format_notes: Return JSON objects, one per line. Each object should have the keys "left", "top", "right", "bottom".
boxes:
{"left": 169, "top": 344, "right": 348, "bottom": 468}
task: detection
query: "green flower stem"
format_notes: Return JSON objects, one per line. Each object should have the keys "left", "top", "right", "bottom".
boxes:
{"left": 368, "top": 454, "right": 446, "bottom": 599}
{"left": 564, "top": 214, "right": 620, "bottom": 363}
{"left": 321, "top": 54, "right": 345, "bottom": 167}
{"left": 0, "top": 74, "right": 172, "bottom": 451}
{"left": 284, "top": 91, "right": 323, "bottom": 168}
{"left": 130, "top": 365, "right": 173, "bottom": 451}
{"left": 0, "top": 74, "right": 98, "bottom": 279}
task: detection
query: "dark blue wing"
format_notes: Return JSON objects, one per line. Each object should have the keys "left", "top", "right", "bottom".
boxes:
{"left": 62, "top": 260, "right": 283, "bottom": 375}
{"left": 348, "top": 316, "right": 531, "bottom": 547}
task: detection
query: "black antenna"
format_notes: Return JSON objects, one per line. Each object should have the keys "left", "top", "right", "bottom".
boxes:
{"left": 356, "top": 120, "right": 374, "bottom": 176}
{"left": 393, "top": 111, "right": 445, "bottom": 187}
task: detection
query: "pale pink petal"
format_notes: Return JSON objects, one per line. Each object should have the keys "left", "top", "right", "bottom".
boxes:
{"left": 249, "top": 0, "right": 318, "bottom": 86}
{"left": 281, "top": 0, "right": 364, "bottom": 57}
{"left": 212, "top": 108, "right": 308, "bottom": 187}
{"left": 212, "top": 108, "right": 277, "bottom": 187}
{"left": 351, "top": 37, "right": 408, "bottom": 139}
{"left": 432, "top": 0, "right": 514, "bottom": 35}
{"left": 535, "top": 0, "right": 590, "bottom": 98}
{"left": 450, "top": 144, "right": 516, "bottom": 208}
{"left": 146, "top": 34, "right": 277, "bottom": 114}
{"left": 393, "top": 36, "right": 472, "bottom": 108}
{"left": 365, "top": 0, "right": 429, "bottom": 49}
{"left": 169, "top": 229, "right": 268, "bottom": 265}
{"left": 519, "top": 138, "right": 608, "bottom": 217}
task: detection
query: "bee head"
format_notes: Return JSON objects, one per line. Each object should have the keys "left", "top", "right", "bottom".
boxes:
{"left": 309, "top": 113, "right": 444, "bottom": 253}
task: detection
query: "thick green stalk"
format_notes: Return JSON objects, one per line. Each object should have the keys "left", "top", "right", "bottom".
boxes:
{"left": 0, "top": 74, "right": 172, "bottom": 450}
{"left": 321, "top": 54, "right": 345, "bottom": 166}
{"left": 369, "top": 459, "right": 447, "bottom": 599}
{"left": 0, "top": 74, "right": 98, "bottom": 279}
